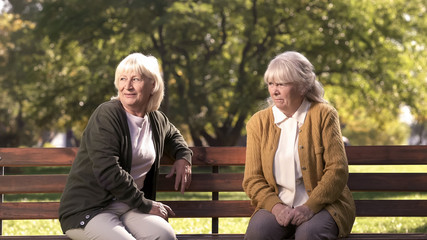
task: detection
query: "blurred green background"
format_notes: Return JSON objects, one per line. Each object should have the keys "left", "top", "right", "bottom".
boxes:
{"left": 1, "top": 0, "right": 426, "bottom": 147}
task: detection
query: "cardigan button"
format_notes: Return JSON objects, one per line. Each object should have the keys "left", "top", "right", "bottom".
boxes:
{"left": 80, "top": 221, "right": 85, "bottom": 226}
{"left": 299, "top": 145, "right": 304, "bottom": 149}
{"left": 85, "top": 215, "right": 90, "bottom": 219}
{"left": 302, "top": 167, "right": 307, "bottom": 170}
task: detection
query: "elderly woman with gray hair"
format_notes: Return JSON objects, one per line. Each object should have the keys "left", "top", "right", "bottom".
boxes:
{"left": 59, "top": 53, "right": 192, "bottom": 240}
{"left": 243, "top": 51, "right": 355, "bottom": 239}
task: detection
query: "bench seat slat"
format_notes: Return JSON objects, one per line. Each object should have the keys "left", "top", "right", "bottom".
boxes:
{"left": 1, "top": 233, "right": 427, "bottom": 240}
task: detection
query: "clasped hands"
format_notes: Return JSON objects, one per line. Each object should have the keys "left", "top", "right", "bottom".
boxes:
{"left": 272, "top": 203, "right": 314, "bottom": 227}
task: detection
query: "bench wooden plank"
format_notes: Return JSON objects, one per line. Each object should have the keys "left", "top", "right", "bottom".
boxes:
{"left": 1, "top": 146, "right": 427, "bottom": 239}
{"left": 2, "top": 173, "right": 426, "bottom": 194}
{"left": 0, "top": 202, "right": 60, "bottom": 220}
{"left": 1, "top": 233, "right": 427, "bottom": 240}
{"left": 348, "top": 173, "right": 427, "bottom": 192}
{"left": 0, "top": 148, "right": 77, "bottom": 167}
{"left": 157, "top": 173, "right": 244, "bottom": 192}
{"left": 2, "top": 200, "right": 427, "bottom": 220}
{"left": 0, "top": 175, "right": 67, "bottom": 194}
{"left": 354, "top": 200, "right": 427, "bottom": 216}
{"left": 2, "top": 146, "right": 427, "bottom": 166}
{"left": 345, "top": 146, "right": 427, "bottom": 165}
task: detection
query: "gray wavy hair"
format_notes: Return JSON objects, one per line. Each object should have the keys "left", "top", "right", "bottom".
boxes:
{"left": 264, "top": 51, "right": 326, "bottom": 105}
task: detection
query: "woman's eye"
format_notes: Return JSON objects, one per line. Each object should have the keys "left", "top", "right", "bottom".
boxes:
{"left": 120, "top": 77, "right": 126, "bottom": 81}
{"left": 132, "top": 78, "right": 140, "bottom": 82}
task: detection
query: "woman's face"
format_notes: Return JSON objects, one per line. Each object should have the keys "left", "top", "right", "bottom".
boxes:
{"left": 118, "top": 71, "right": 154, "bottom": 116}
{"left": 267, "top": 80, "right": 304, "bottom": 116}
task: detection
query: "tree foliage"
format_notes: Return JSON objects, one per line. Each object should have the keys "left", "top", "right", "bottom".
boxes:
{"left": 0, "top": 0, "right": 426, "bottom": 147}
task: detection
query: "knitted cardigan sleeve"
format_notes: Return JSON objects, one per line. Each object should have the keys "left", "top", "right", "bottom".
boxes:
{"left": 243, "top": 109, "right": 282, "bottom": 212}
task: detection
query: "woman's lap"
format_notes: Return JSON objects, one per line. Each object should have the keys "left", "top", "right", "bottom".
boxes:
{"left": 245, "top": 209, "right": 338, "bottom": 240}
{"left": 65, "top": 202, "right": 175, "bottom": 240}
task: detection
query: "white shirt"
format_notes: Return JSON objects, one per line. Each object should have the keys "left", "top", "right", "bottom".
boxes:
{"left": 273, "top": 98, "right": 311, "bottom": 207}
{"left": 126, "top": 112, "right": 156, "bottom": 189}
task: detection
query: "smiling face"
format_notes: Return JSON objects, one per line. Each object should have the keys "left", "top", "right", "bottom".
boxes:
{"left": 267, "top": 80, "right": 304, "bottom": 117}
{"left": 118, "top": 71, "right": 154, "bottom": 117}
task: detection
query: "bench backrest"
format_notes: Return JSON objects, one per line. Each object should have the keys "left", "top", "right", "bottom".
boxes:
{"left": 1, "top": 146, "right": 427, "bottom": 234}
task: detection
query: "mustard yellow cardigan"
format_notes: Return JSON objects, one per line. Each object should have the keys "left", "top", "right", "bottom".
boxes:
{"left": 243, "top": 102, "right": 356, "bottom": 237}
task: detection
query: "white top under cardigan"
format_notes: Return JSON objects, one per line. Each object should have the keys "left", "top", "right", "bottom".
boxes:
{"left": 272, "top": 98, "right": 311, "bottom": 207}
{"left": 126, "top": 112, "right": 156, "bottom": 189}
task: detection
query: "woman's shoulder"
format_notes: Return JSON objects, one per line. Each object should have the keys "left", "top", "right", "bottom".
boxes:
{"left": 247, "top": 107, "right": 273, "bottom": 126}
{"left": 92, "top": 99, "right": 120, "bottom": 112}
{"left": 307, "top": 102, "right": 340, "bottom": 122}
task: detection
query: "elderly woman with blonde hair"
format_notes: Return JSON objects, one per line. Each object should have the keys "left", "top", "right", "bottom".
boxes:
{"left": 59, "top": 53, "right": 192, "bottom": 240}
{"left": 243, "top": 51, "right": 356, "bottom": 239}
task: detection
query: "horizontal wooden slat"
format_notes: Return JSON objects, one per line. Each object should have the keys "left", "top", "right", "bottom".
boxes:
{"left": 348, "top": 173, "right": 427, "bottom": 192}
{"left": 2, "top": 200, "right": 427, "bottom": 220}
{"left": 0, "top": 148, "right": 77, "bottom": 167}
{"left": 2, "top": 173, "right": 426, "bottom": 194}
{"left": 0, "top": 202, "right": 60, "bottom": 220}
{"left": 0, "top": 201, "right": 255, "bottom": 220}
{"left": 157, "top": 173, "right": 244, "bottom": 192}
{"left": 161, "top": 147, "right": 247, "bottom": 166}
{"left": 163, "top": 200, "right": 255, "bottom": 218}
{"left": 344, "top": 233, "right": 427, "bottom": 239}
{"left": 354, "top": 200, "right": 427, "bottom": 216}
{"left": 1, "top": 233, "right": 427, "bottom": 240}
{"left": 0, "top": 236, "right": 70, "bottom": 240}
{"left": 2, "top": 146, "right": 427, "bottom": 167}
{"left": 345, "top": 146, "right": 427, "bottom": 165}
{"left": 0, "top": 175, "right": 68, "bottom": 194}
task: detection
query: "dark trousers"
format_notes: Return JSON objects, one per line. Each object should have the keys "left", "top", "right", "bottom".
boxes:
{"left": 244, "top": 209, "right": 338, "bottom": 240}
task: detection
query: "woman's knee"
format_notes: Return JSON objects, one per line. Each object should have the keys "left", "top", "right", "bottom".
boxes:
{"left": 295, "top": 210, "right": 338, "bottom": 240}
{"left": 123, "top": 211, "right": 176, "bottom": 240}
{"left": 245, "top": 209, "right": 289, "bottom": 240}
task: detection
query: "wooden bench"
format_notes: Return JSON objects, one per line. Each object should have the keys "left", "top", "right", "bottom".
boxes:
{"left": 1, "top": 146, "right": 426, "bottom": 240}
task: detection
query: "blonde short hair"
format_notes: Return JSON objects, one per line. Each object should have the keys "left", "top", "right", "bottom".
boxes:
{"left": 264, "top": 51, "right": 326, "bottom": 103}
{"left": 112, "top": 53, "right": 164, "bottom": 112}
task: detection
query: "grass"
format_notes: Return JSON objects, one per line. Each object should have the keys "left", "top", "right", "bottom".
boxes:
{"left": 2, "top": 165, "right": 426, "bottom": 236}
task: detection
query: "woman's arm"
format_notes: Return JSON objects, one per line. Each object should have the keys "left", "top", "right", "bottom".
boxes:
{"left": 243, "top": 116, "right": 282, "bottom": 212}
{"left": 85, "top": 104, "right": 152, "bottom": 212}
{"left": 304, "top": 107, "right": 349, "bottom": 213}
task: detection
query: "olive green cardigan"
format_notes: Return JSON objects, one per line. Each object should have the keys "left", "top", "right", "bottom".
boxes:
{"left": 59, "top": 100, "right": 192, "bottom": 233}
{"left": 243, "top": 102, "right": 355, "bottom": 237}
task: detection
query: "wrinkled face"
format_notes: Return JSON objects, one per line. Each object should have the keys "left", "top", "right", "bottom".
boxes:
{"left": 118, "top": 71, "right": 154, "bottom": 116}
{"left": 267, "top": 80, "right": 304, "bottom": 115}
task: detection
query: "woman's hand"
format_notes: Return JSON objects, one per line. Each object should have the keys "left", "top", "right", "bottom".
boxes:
{"left": 272, "top": 203, "right": 294, "bottom": 226}
{"left": 166, "top": 159, "right": 192, "bottom": 194}
{"left": 149, "top": 201, "right": 175, "bottom": 220}
{"left": 291, "top": 205, "right": 314, "bottom": 226}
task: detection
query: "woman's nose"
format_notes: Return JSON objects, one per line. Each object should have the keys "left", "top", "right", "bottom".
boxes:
{"left": 125, "top": 80, "right": 133, "bottom": 89}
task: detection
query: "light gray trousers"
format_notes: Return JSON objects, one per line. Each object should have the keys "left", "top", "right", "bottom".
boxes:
{"left": 65, "top": 202, "right": 176, "bottom": 240}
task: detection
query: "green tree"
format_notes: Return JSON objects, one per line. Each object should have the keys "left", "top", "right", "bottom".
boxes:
{"left": 2, "top": 0, "right": 426, "bottom": 146}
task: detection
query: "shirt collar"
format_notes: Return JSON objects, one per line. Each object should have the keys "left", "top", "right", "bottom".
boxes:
{"left": 273, "top": 98, "right": 311, "bottom": 126}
